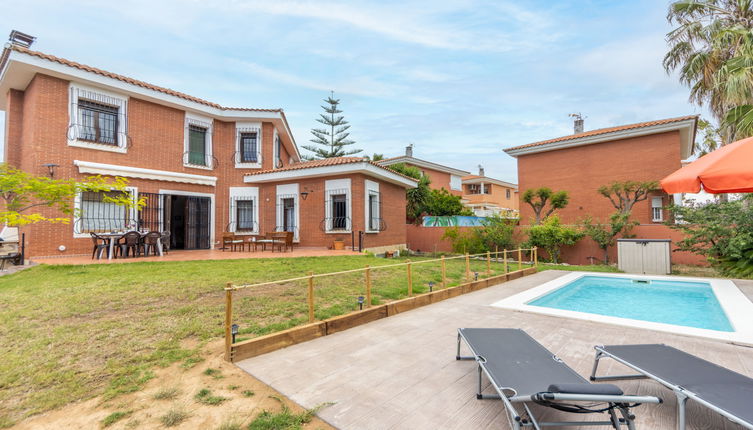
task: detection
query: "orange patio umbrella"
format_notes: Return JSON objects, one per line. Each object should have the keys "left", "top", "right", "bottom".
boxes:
{"left": 661, "top": 136, "right": 753, "bottom": 194}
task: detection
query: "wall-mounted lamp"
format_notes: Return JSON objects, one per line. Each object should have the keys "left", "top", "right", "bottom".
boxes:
{"left": 42, "top": 163, "right": 59, "bottom": 178}
{"left": 231, "top": 323, "right": 239, "bottom": 343}
{"left": 357, "top": 295, "right": 365, "bottom": 310}
{"left": 300, "top": 191, "right": 309, "bottom": 200}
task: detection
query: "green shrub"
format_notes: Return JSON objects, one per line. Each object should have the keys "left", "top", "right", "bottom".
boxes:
{"left": 526, "top": 215, "right": 583, "bottom": 263}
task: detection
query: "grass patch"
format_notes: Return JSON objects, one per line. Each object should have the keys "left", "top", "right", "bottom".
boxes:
{"left": 159, "top": 405, "right": 189, "bottom": 427}
{"left": 248, "top": 402, "right": 315, "bottom": 430}
{"left": 242, "top": 390, "right": 255, "bottom": 397}
{"left": 194, "top": 388, "right": 228, "bottom": 406}
{"left": 216, "top": 419, "right": 243, "bottom": 430}
{"left": 202, "top": 368, "right": 224, "bottom": 379}
{"left": 0, "top": 253, "right": 549, "bottom": 423}
{"left": 227, "top": 384, "right": 240, "bottom": 391}
{"left": 102, "top": 410, "right": 132, "bottom": 427}
{"left": 153, "top": 386, "right": 180, "bottom": 401}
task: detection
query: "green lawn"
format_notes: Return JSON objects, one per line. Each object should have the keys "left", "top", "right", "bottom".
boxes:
{"left": 0, "top": 254, "right": 510, "bottom": 427}
{"left": 0, "top": 254, "right": 629, "bottom": 427}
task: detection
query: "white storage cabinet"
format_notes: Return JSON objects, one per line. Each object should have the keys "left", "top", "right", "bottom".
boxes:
{"left": 617, "top": 239, "right": 671, "bottom": 275}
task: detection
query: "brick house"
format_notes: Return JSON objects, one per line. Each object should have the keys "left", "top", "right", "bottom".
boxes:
{"left": 377, "top": 145, "right": 469, "bottom": 196}
{"left": 461, "top": 166, "right": 519, "bottom": 217}
{"left": 504, "top": 115, "right": 701, "bottom": 264}
{"left": 0, "top": 39, "right": 416, "bottom": 257}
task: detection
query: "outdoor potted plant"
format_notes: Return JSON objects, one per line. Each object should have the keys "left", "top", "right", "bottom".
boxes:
{"left": 333, "top": 238, "right": 345, "bottom": 250}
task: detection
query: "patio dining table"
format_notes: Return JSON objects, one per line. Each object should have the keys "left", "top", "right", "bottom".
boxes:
{"left": 98, "top": 231, "right": 163, "bottom": 260}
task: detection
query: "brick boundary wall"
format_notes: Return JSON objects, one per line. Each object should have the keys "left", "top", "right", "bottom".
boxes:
{"left": 406, "top": 224, "right": 707, "bottom": 266}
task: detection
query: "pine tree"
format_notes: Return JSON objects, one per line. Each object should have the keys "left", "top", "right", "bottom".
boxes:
{"left": 302, "top": 92, "right": 362, "bottom": 160}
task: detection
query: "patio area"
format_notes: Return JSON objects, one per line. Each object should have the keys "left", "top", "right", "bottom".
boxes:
{"left": 30, "top": 247, "right": 362, "bottom": 265}
{"left": 237, "top": 270, "right": 753, "bottom": 430}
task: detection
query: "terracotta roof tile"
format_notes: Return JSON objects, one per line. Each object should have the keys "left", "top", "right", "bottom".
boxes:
{"left": 244, "top": 156, "right": 418, "bottom": 182}
{"left": 505, "top": 115, "right": 698, "bottom": 152}
{"left": 7, "top": 45, "right": 282, "bottom": 112}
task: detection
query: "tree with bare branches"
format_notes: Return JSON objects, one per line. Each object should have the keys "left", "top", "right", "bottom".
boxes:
{"left": 522, "top": 187, "right": 569, "bottom": 225}
{"left": 597, "top": 181, "right": 658, "bottom": 215}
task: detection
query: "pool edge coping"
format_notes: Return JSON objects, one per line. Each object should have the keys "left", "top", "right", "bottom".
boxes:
{"left": 490, "top": 271, "right": 753, "bottom": 346}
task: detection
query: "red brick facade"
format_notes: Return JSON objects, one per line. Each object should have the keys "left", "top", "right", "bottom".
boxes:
{"left": 516, "top": 130, "right": 684, "bottom": 225}
{"left": 2, "top": 68, "right": 410, "bottom": 257}
{"left": 507, "top": 118, "right": 704, "bottom": 266}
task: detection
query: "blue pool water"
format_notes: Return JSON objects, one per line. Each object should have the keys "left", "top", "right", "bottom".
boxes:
{"left": 528, "top": 276, "right": 733, "bottom": 332}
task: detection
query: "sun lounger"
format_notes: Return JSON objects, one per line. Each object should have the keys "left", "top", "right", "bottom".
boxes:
{"left": 456, "top": 328, "right": 661, "bottom": 429}
{"left": 590, "top": 344, "right": 753, "bottom": 430}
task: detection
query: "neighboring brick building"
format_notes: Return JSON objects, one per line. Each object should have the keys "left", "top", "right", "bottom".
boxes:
{"left": 0, "top": 39, "right": 415, "bottom": 257}
{"left": 504, "top": 115, "right": 701, "bottom": 265}
{"left": 461, "top": 166, "right": 519, "bottom": 217}
{"left": 377, "top": 145, "right": 469, "bottom": 196}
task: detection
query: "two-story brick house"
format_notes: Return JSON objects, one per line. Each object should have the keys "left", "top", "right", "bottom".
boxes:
{"left": 503, "top": 115, "right": 701, "bottom": 264}
{"left": 0, "top": 37, "right": 416, "bottom": 257}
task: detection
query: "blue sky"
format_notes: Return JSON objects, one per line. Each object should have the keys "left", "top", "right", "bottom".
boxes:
{"left": 0, "top": 0, "right": 705, "bottom": 182}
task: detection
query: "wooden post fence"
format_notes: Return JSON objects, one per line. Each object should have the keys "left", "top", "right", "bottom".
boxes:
{"left": 518, "top": 248, "right": 522, "bottom": 271}
{"left": 503, "top": 249, "right": 508, "bottom": 274}
{"left": 224, "top": 282, "right": 233, "bottom": 361}
{"left": 307, "top": 271, "right": 315, "bottom": 323}
{"left": 486, "top": 251, "right": 491, "bottom": 275}
{"left": 365, "top": 265, "right": 372, "bottom": 308}
{"left": 441, "top": 255, "right": 447, "bottom": 288}
{"left": 406, "top": 259, "right": 413, "bottom": 296}
{"left": 534, "top": 247, "right": 538, "bottom": 267}
{"left": 465, "top": 253, "right": 471, "bottom": 281}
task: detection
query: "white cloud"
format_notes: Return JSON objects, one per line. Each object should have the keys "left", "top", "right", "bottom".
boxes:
{"left": 223, "top": 0, "right": 558, "bottom": 52}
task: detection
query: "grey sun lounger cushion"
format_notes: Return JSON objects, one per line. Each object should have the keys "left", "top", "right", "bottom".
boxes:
{"left": 547, "top": 383, "right": 623, "bottom": 396}
{"left": 597, "top": 344, "right": 753, "bottom": 428}
{"left": 459, "top": 328, "right": 587, "bottom": 397}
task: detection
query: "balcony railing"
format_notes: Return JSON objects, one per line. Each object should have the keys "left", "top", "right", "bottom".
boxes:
{"left": 320, "top": 217, "right": 351, "bottom": 232}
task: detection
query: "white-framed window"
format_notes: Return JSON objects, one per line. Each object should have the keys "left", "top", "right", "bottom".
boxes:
{"left": 325, "top": 179, "right": 351, "bottom": 233}
{"left": 73, "top": 187, "right": 138, "bottom": 237}
{"left": 651, "top": 196, "right": 664, "bottom": 222}
{"left": 184, "top": 112, "right": 213, "bottom": 169}
{"left": 68, "top": 83, "right": 128, "bottom": 153}
{"left": 235, "top": 122, "right": 262, "bottom": 168}
{"left": 229, "top": 187, "right": 259, "bottom": 234}
{"left": 365, "top": 180, "right": 381, "bottom": 232}
{"left": 450, "top": 175, "right": 461, "bottom": 191}
{"left": 276, "top": 183, "right": 299, "bottom": 241}
{"left": 273, "top": 129, "right": 283, "bottom": 169}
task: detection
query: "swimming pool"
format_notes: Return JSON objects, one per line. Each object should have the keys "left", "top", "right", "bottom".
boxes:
{"left": 528, "top": 275, "right": 733, "bottom": 332}
{"left": 492, "top": 272, "right": 753, "bottom": 344}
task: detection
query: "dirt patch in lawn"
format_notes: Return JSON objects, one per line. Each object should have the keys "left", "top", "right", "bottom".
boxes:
{"left": 11, "top": 340, "right": 333, "bottom": 430}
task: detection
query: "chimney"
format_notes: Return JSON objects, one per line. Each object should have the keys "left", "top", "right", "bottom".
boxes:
{"left": 478, "top": 164, "right": 485, "bottom": 177}
{"left": 570, "top": 113, "right": 584, "bottom": 134}
{"left": 8, "top": 30, "right": 35, "bottom": 48}
{"left": 405, "top": 144, "right": 413, "bottom": 157}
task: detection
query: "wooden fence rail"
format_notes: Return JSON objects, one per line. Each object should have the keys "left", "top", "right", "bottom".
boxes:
{"left": 224, "top": 247, "right": 537, "bottom": 361}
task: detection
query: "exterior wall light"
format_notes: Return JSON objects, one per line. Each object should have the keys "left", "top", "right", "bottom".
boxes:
{"left": 42, "top": 163, "right": 59, "bottom": 178}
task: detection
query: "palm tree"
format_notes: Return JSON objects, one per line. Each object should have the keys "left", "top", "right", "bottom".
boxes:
{"left": 665, "top": 0, "right": 753, "bottom": 137}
